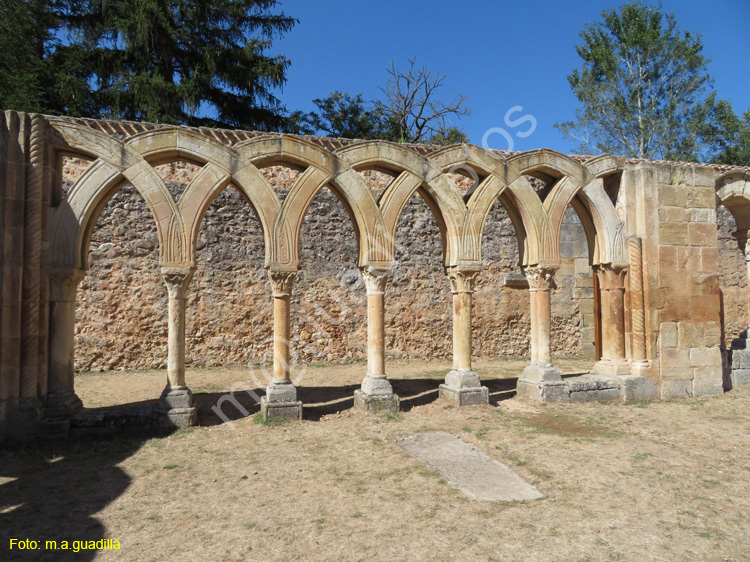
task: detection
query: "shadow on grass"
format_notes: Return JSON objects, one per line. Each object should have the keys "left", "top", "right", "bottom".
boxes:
{"left": 0, "top": 434, "right": 158, "bottom": 562}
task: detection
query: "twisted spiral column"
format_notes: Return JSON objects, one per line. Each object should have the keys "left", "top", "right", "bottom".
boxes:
{"left": 629, "top": 237, "right": 647, "bottom": 362}
{"left": 20, "top": 114, "right": 45, "bottom": 401}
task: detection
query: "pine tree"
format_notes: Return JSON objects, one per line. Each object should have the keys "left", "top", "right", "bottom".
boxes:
{"left": 0, "top": 1, "right": 297, "bottom": 130}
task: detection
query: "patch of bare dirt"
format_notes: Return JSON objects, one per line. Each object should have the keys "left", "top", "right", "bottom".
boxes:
{"left": 2, "top": 359, "right": 750, "bottom": 561}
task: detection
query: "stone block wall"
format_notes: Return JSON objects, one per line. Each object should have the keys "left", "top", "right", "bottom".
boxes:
{"left": 627, "top": 164, "right": 726, "bottom": 398}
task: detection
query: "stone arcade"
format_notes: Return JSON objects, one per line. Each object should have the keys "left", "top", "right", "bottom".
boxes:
{"left": 1, "top": 111, "right": 748, "bottom": 440}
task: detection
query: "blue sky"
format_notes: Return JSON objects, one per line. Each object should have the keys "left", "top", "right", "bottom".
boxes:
{"left": 271, "top": 0, "right": 750, "bottom": 154}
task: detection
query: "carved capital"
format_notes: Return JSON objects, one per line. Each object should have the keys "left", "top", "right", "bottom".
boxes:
{"left": 522, "top": 265, "right": 558, "bottom": 291}
{"left": 268, "top": 270, "right": 296, "bottom": 297}
{"left": 161, "top": 267, "right": 195, "bottom": 300}
{"left": 596, "top": 263, "right": 628, "bottom": 291}
{"left": 49, "top": 269, "right": 85, "bottom": 302}
{"left": 361, "top": 267, "right": 390, "bottom": 295}
{"left": 447, "top": 267, "right": 480, "bottom": 294}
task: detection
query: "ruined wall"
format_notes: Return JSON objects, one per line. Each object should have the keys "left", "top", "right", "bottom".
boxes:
{"left": 629, "top": 164, "right": 725, "bottom": 398}
{"left": 716, "top": 205, "right": 748, "bottom": 346}
{"left": 74, "top": 161, "right": 594, "bottom": 372}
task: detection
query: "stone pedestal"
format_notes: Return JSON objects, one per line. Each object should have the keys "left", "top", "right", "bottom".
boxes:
{"left": 261, "top": 270, "right": 303, "bottom": 421}
{"left": 354, "top": 389, "right": 400, "bottom": 413}
{"left": 158, "top": 386, "right": 196, "bottom": 428}
{"left": 261, "top": 380, "right": 302, "bottom": 421}
{"left": 355, "top": 268, "right": 399, "bottom": 413}
{"left": 439, "top": 369, "right": 489, "bottom": 406}
{"left": 440, "top": 268, "right": 489, "bottom": 406}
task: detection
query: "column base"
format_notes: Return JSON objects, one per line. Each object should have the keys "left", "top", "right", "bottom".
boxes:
{"left": 5, "top": 399, "right": 47, "bottom": 441}
{"left": 45, "top": 392, "right": 83, "bottom": 418}
{"left": 261, "top": 381, "right": 303, "bottom": 421}
{"left": 520, "top": 361, "right": 563, "bottom": 383}
{"left": 159, "top": 408, "right": 197, "bottom": 428}
{"left": 354, "top": 390, "right": 400, "bottom": 414}
{"left": 260, "top": 396, "right": 303, "bottom": 421}
{"left": 516, "top": 379, "right": 570, "bottom": 402}
{"left": 439, "top": 369, "right": 489, "bottom": 406}
{"left": 439, "top": 384, "right": 489, "bottom": 406}
{"left": 592, "top": 359, "right": 630, "bottom": 376}
{"left": 158, "top": 387, "right": 196, "bottom": 428}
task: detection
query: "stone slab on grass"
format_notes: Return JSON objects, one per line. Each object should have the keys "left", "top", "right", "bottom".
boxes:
{"left": 396, "top": 431, "right": 543, "bottom": 502}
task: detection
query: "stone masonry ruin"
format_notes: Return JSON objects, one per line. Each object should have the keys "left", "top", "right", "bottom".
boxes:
{"left": 1, "top": 111, "right": 749, "bottom": 440}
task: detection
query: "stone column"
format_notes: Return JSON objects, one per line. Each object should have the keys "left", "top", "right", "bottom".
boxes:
{"left": 439, "top": 267, "right": 489, "bottom": 405}
{"left": 593, "top": 264, "right": 629, "bottom": 376}
{"left": 628, "top": 237, "right": 649, "bottom": 367}
{"left": 46, "top": 269, "right": 85, "bottom": 418}
{"left": 354, "top": 267, "right": 399, "bottom": 413}
{"left": 260, "top": 270, "right": 303, "bottom": 420}
{"left": 516, "top": 265, "right": 568, "bottom": 401}
{"left": 730, "top": 231, "right": 750, "bottom": 387}
{"left": 158, "top": 267, "right": 197, "bottom": 427}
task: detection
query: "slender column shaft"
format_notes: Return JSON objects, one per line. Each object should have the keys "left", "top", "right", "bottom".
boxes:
{"left": 448, "top": 268, "right": 479, "bottom": 371}
{"left": 536, "top": 286, "right": 552, "bottom": 363}
{"left": 20, "top": 114, "right": 46, "bottom": 401}
{"left": 162, "top": 269, "right": 194, "bottom": 390}
{"left": 597, "top": 268, "right": 613, "bottom": 360}
{"left": 368, "top": 290, "right": 386, "bottom": 376}
{"left": 610, "top": 287, "right": 626, "bottom": 360}
{"left": 629, "top": 237, "right": 647, "bottom": 362}
{"left": 596, "top": 264, "right": 628, "bottom": 362}
{"left": 453, "top": 291, "right": 472, "bottom": 370}
{"left": 268, "top": 271, "right": 296, "bottom": 384}
{"left": 528, "top": 290, "right": 540, "bottom": 362}
{"left": 524, "top": 266, "right": 557, "bottom": 365}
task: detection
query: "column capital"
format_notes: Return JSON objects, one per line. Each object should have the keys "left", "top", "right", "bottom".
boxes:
{"left": 267, "top": 269, "right": 297, "bottom": 297}
{"left": 596, "top": 263, "right": 628, "bottom": 290}
{"left": 48, "top": 268, "right": 85, "bottom": 302}
{"left": 161, "top": 267, "right": 195, "bottom": 299}
{"left": 361, "top": 266, "right": 390, "bottom": 295}
{"left": 446, "top": 267, "right": 480, "bottom": 294}
{"left": 522, "top": 265, "right": 558, "bottom": 291}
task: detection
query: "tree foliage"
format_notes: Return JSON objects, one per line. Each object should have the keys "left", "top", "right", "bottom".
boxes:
{"left": 286, "top": 91, "right": 387, "bottom": 139}
{"left": 556, "top": 2, "right": 716, "bottom": 160}
{"left": 297, "top": 58, "right": 470, "bottom": 144}
{"left": 0, "top": 0, "right": 296, "bottom": 130}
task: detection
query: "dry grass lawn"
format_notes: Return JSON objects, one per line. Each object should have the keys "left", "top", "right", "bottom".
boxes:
{"left": 2, "top": 358, "right": 750, "bottom": 561}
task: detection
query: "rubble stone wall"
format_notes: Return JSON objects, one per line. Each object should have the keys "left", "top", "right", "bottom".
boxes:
{"left": 75, "top": 162, "right": 594, "bottom": 372}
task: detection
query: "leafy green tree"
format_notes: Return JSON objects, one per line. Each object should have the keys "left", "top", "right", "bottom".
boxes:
{"left": 556, "top": 2, "right": 715, "bottom": 160}
{"left": 297, "top": 59, "right": 470, "bottom": 144}
{"left": 292, "top": 91, "right": 387, "bottom": 139}
{"left": 695, "top": 97, "right": 750, "bottom": 166}
{"left": 427, "top": 126, "right": 469, "bottom": 146}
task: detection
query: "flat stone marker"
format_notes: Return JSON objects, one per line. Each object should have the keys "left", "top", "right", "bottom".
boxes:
{"left": 396, "top": 432, "right": 544, "bottom": 502}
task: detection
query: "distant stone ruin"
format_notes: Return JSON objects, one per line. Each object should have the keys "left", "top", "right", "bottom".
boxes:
{"left": 1, "top": 111, "right": 748, "bottom": 440}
